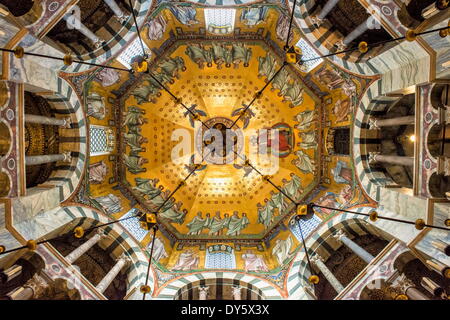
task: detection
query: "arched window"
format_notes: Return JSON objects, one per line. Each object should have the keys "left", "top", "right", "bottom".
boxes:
{"left": 289, "top": 215, "right": 322, "bottom": 242}
{"left": 89, "top": 125, "right": 114, "bottom": 156}
{"left": 119, "top": 208, "right": 147, "bottom": 242}
{"left": 204, "top": 8, "right": 236, "bottom": 35}
{"left": 205, "top": 244, "right": 236, "bottom": 269}
{"left": 296, "top": 38, "right": 323, "bottom": 72}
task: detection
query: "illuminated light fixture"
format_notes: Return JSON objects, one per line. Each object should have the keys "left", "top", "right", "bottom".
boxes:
{"left": 117, "top": 37, "right": 151, "bottom": 69}
{"left": 74, "top": 227, "right": 84, "bottom": 238}
{"left": 286, "top": 46, "right": 302, "bottom": 64}
{"left": 409, "top": 135, "right": 416, "bottom": 142}
{"left": 204, "top": 9, "right": 236, "bottom": 35}
{"left": 26, "top": 240, "right": 37, "bottom": 251}
{"left": 139, "top": 212, "right": 157, "bottom": 231}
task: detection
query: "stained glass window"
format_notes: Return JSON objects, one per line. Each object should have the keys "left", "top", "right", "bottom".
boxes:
{"left": 289, "top": 215, "right": 322, "bottom": 242}
{"left": 117, "top": 37, "right": 151, "bottom": 69}
{"left": 120, "top": 208, "right": 147, "bottom": 242}
{"left": 205, "top": 244, "right": 236, "bottom": 269}
{"left": 89, "top": 125, "right": 114, "bottom": 156}
{"left": 297, "top": 38, "right": 323, "bottom": 72}
{"left": 204, "top": 9, "right": 236, "bottom": 35}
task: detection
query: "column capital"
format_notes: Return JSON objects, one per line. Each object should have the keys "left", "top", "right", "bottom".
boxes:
{"left": 391, "top": 273, "right": 415, "bottom": 293}
{"left": 311, "top": 254, "right": 324, "bottom": 264}
{"left": 332, "top": 229, "right": 346, "bottom": 241}
{"left": 118, "top": 253, "right": 132, "bottom": 265}
{"left": 24, "top": 274, "right": 49, "bottom": 299}
{"left": 95, "top": 228, "right": 107, "bottom": 238}
{"left": 368, "top": 152, "right": 380, "bottom": 164}
{"left": 336, "top": 39, "right": 347, "bottom": 52}
{"left": 62, "top": 117, "right": 72, "bottom": 128}
{"left": 310, "top": 15, "right": 324, "bottom": 26}
{"left": 199, "top": 286, "right": 209, "bottom": 292}
{"left": 116, "top": 14, "right": 130, "bottom": 24}
{"left": 62, "top": 151, "right": 72, "bottom": 163}
{"left": 369, "top": 118, "right": 379, "bottom": 129}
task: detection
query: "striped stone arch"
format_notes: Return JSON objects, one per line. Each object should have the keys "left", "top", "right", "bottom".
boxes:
{"left": 174, "top": 278, "right": 264, "bottom": 300}
{"left": 285, "top": 207, "right": 390, "bottom": 299}
{"left": 352, "top": 79, "right": 404, "bottom": 202}
{"left": 31, "top": 77, "right": 87, "bottom": 203}
{"left": 154, "top": 271, "right": 284, "bottom": 300}
{"left": 12, "top": 205, "right": 153, "bottom": 298}
{"left": 287, "top": 0, "right": 431, "bottom": 83}
{"left": 286, "top": 0, "right": 396, "bottom": 64}
{"left": 60, "top": 0, "right": 153, "bottom": 73}
{"left": 286, "top": 0, "right": 380, "bottom": 73}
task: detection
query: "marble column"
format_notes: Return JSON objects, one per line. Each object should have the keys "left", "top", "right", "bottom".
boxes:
{"left": 25, "top": 151, "right": 72, "bottom": 166}
{"left": 25, "top": 114, "right": 71, "bottom": 128}
{"left": 103, "top": 0, "right": 129, "bottom": 23}
{"left": 426, "top": 259, "right": 450, "bottom": 278}
{"left": 431, "top": 239, "right": 450, "bottom": 256}
{"left": 63, "top": 14, "right": 105, "bottom": 48}
{"left": 421, "top": 277, "right": 445, "bottom": 298}
{"left": 311, "top": 0, "right": 340, "bottom": 26}
{"left": 232, "top": 285, "right": 241, "bottom": 300}
{"left": 332, "top": 230, "right": 374, "bottom": 264}
{"left": 65, "top": 229, "right": 106, "bottom": 264}
{"left": 369, "top": 116, "right": 415, "bottom": 129}
{"left": 311, "top": 254, "right": 345, "bottom": 293}
{"left": 0, "top": 264, "right": 22, "bottom": 283}
{"left": 199, "top": 286, "right": 209, "bottom": 300}
{"left": 368, "top": 152, "right": 414, "bottom": 167}
{"left": 6, "top": 274, "right": 48, "bottom": 300}
{"left": 96, "top": 254, "right": 131, "bottom": 293}
{"left": 405, "top": 287, "right": 429, "bottom": 300}
{"left": 391, "top": 274, "right": 429, "bottom": 300}
{"left": 342, "top": 19, "right": 371, "bottom": 46}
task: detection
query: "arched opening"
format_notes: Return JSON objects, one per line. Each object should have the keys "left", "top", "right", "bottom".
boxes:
{"left": 0, "top": 121, "right": 11, "bottom": 156}
{"left": 24, "top": 91, "right": 60, "bottom": 189}
{"left": 0, "top": 252, "right": 45, "bottom": 300}
{"left": 327, "top": 127, "right": 350, "bottom": 156}
{"left": 427, "top": 123, "right": 450, "bottom": 159}
{"left": 44, "top": 0, "right": 133, "bottom": 58}
{"left": 49, "top": 230, "right": 128, "bottom": 300}
{"left": 35, "top": 278, "right": 82, "bottom": 300}
{"left": 428, "top": 172, "right": 450, "bottom": 198}
{"left": 0, "top": 0, "right": 43, "bottom": 25}
{"left": 306, "top": 0, "right": 394, "bottom": 62}
{"left": 313, "top": 233, "right": 389, "bottom": 300}
{"left": 398, "top": 0, "right": 447, "bottom": 28}
{"left": 0, "top": 171, "right": 10, "bottom": 197}
{"left": 174, "top": 278, "right": 265, "bottom": 300}
{"left": 359, "top": 250, "right": 450, "bottom": 300}
{"left": 358, "top": 92, "right": 416, "bottom": 191}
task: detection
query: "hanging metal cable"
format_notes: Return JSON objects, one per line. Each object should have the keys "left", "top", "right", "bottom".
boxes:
{"left": 128, "top": 0, "right": 148, "bottom": 59}
{"left": 0, "top": 47, "right": 131, "bottom": 72}
{"left": 284, "top": 0, "right": 297, "bottom": 51}
{"left": 301, "top": 25, "right": 450, "bottom": 63}
{"left": 141, "top": 226, "right": 158, "bottom": 300}
{"left": 229, "top": 62, "right": 287, "bottom": 129}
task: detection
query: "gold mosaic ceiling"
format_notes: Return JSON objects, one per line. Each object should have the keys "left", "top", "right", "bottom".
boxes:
{"left": 86, "top": 5, "right": 329, "bottom": 240}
